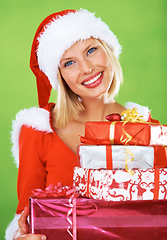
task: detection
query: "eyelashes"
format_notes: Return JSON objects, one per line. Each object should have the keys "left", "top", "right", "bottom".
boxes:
{"left": 64, "top": 47, "right": 97, "bottom": 67}
{"left": 64, "top": 60, "right": 74, "bottom": 67}
{"left": 87, "top": 47, "right": 97, "bottom": 55}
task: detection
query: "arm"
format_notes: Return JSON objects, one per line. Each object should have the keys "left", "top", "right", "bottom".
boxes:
{"left": 17, "top": 125, "right": 47, "bottom": 213}
{"left": 6, "top": 125, "right": 47, "bottom": 239}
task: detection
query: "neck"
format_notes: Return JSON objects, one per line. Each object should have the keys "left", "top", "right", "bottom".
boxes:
{"left": 79, "top": 96, "right": 114, "bottom": 122}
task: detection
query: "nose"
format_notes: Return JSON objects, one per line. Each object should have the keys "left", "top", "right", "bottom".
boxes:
{"left": 79, "top": 59, "right": 93, "bottom": 74}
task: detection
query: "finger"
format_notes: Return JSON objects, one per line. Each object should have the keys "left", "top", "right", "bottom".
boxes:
{"left": 18, "top": 234, "right": 47, "bottom": 239}
{"left": 18, "top": 206, "right": 30, "bottom": 233}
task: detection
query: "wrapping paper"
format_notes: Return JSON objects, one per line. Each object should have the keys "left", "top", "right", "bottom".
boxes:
{"left": 78, "top": 145, "right": 167, "bottom": 170}
{"left": 29, "top": 197, "right": 167, "bottom": 240}
{"left": 80, "top": 121, "right": 167, "bottom": 146}
{"left": 73, "top": 167, "right": 167, "bottom": 201}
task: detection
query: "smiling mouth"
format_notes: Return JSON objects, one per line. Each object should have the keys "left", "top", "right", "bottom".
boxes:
{"left": 82, "top": 72, "right": 103, "bottom": 86}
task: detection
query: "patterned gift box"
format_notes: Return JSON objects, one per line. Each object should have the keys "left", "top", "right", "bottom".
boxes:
{"left": 78, "top": 145, "right": 167, "bottom": 170}
{"left": 73, "top": 167, "right": 167, "bottom": 201}
{"left": 80, "top": 121, "right": 167, "bottom": 146}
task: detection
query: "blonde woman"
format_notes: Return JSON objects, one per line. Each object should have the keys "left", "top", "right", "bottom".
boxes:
{"left": 6, "top": 9, "right": 150, "bottom": 240}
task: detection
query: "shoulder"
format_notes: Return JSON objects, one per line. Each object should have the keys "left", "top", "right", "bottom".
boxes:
{"left": 107, "top": 101, "right": 151, "bottom": 121}
{"left": 12, "top": 106, "right": 53, "bottom": 133}
{"left": 11, "top": 106, "right": 54, "bottom": 167}
{"left": 124, "top": 102, "right": 151, "bottom": 121}
{"left": 105, "top": 101, "right": 150, "bottom": 121}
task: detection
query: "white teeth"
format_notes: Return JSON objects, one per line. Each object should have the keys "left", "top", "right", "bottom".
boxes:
{"left": 83, "top": 72, "right": 102, "bottom": 85}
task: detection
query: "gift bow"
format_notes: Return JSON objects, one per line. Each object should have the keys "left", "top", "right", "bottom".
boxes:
{"left": 121, "top": 108, "right": 145, "bottom": 123}
{"left": 32, "top": 184, "right": 78, "bottom": 239}
{"left": 31, "top": 183, "right": 77, "bottom": 198}
{"left": 31, "top": 184, "right": 97, "bottom": 240}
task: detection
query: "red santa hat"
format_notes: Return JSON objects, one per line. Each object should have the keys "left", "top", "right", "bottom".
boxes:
{"left": 30, "top": 9, "right": 122, "bottom": 107}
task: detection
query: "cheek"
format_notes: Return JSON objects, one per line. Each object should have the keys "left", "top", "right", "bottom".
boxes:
{"left": 96, "top": 50, "right": 111, "bottom": 68}
{"left": 60, "top": 69, "right": 77, "bottom": 85}
{"left": 100, "top": 53, "right": 113, "bottom": 77}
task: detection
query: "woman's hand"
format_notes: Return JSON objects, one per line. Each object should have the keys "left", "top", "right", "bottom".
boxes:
{"left": 14, "top": 206, "right": 47, "bottom": 240}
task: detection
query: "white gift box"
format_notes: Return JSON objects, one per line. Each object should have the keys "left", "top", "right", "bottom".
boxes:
{"left": 78, "top": 145, "right": 154, "bottom": 170}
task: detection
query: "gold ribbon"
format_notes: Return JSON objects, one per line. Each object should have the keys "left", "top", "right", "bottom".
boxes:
{"left": 110, "top": 108, "right": 144, "bottom": 174}
{"left": 109, "top": 108, "right": 164, "bottom": 174}
{"left": 120, "top": 128, "right": 133, "bottom": 145}
{"left": 120, "top": 108, "right": 147, "bottom": 145}
{"left": 121, "top": 108, "right": 145, "bottom": 123}
{"left": 110, "top": 108, "right": 146, "bottom": 144}
{"left": 110, "top": 121, "right": 116, "bottom": 144}
{"left": 124, "top": 147, "right": 134, "bottom": 175}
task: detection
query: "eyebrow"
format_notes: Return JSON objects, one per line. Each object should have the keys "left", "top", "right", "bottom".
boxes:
{"left": 60, "top": 57, "right": 73, "bottom": 64}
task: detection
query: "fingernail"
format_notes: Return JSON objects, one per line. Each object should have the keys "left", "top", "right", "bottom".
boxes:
{"left": 41, "top": 236, "right": 47, "bottom": 240}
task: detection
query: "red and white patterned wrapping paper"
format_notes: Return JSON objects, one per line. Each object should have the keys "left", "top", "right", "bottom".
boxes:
{"left": 73, "top": 167, "right": 167, "bottom": 201}
{"left": 80, "top": 121, "right": 167, "bottom": 146}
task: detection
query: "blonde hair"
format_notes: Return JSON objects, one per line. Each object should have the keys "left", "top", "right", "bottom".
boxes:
{"left": 53, "top": 40, "right": 123, "bottom": 128}
{"left": 101, "top": 41, "right": 123, "bottom": 101}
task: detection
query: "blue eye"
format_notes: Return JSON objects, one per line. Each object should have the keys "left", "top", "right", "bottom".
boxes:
{"left": 87, "top": 47, "right": 97, "bottom": 55}
{"left": 64, "top": 61, "right": 74, "bottom": 67}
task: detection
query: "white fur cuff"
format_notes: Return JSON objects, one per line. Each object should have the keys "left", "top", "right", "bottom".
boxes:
{"left": 5, "top": 214, "right": 21, "bottom": 240}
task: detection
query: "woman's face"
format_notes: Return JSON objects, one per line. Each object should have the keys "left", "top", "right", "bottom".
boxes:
{"left": 59, "top": 38, "right": 114, "bottom": 100}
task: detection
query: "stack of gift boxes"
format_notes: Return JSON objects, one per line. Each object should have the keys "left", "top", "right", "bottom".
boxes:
{"left": 74, "top": 108, "right": 167, "bottom": 201}
{"left": 30, "top": 108, "right": 167, "bottom": 239}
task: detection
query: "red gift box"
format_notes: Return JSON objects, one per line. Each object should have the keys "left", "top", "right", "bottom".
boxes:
{"left": 80, "top": 121, "right": 167, "bottom": 146}
{"left": 29, "top": 197, "right": 167, "bottom": 240}
{"left": 73, "top": 167, "right": 167, "bottom": 201}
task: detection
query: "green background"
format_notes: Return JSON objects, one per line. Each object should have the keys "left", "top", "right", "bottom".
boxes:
{"left": 1, "top": 0, "right": 167, "bottom": 239}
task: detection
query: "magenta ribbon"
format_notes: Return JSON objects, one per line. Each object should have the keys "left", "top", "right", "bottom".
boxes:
{"left": 31, "top": 183, "right": 77, "bottom": 199}
{"left": 31, "top": 184, "right": 81, "bottom": 240}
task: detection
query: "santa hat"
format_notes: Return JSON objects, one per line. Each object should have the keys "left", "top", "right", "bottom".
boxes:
{"left": 30, "top": 9, "right": 122, "bottom": 108}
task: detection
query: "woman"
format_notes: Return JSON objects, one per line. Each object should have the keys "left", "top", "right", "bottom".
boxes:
{"left": 5, "top": 9, "right": 150, "bottom": 240}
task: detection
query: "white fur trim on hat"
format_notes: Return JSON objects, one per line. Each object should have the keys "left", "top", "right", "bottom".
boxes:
{"left": 125, "top": 102, "right": 151, "bottom": 121}
{"left": 37, "top": 9, "right": 122, "bottom": 89}
{"left": 5, "top": 214, "right": 21, "bottom": 240}
{"left": 11, "top": 107, "right": 53, "bottom": 167}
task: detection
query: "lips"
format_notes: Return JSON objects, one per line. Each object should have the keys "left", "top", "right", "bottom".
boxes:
{"left": 82, "top": 71, "right": 103, "bottom": 88}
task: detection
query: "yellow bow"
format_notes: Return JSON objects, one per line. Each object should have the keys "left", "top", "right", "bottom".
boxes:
{"left": 121, "top": 108, "right": 145, "bottom": 123}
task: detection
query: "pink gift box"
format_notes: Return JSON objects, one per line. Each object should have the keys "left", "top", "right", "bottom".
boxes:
{"left": 73, "top": 167, "right": 167, "bottom": 201}
{"left": 29, "top": 197, "right": 167, "bottom": 240}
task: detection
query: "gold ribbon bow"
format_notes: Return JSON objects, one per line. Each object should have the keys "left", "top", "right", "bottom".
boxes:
{"left": 121, "top": 108, "right": 145, "bottom": 123}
